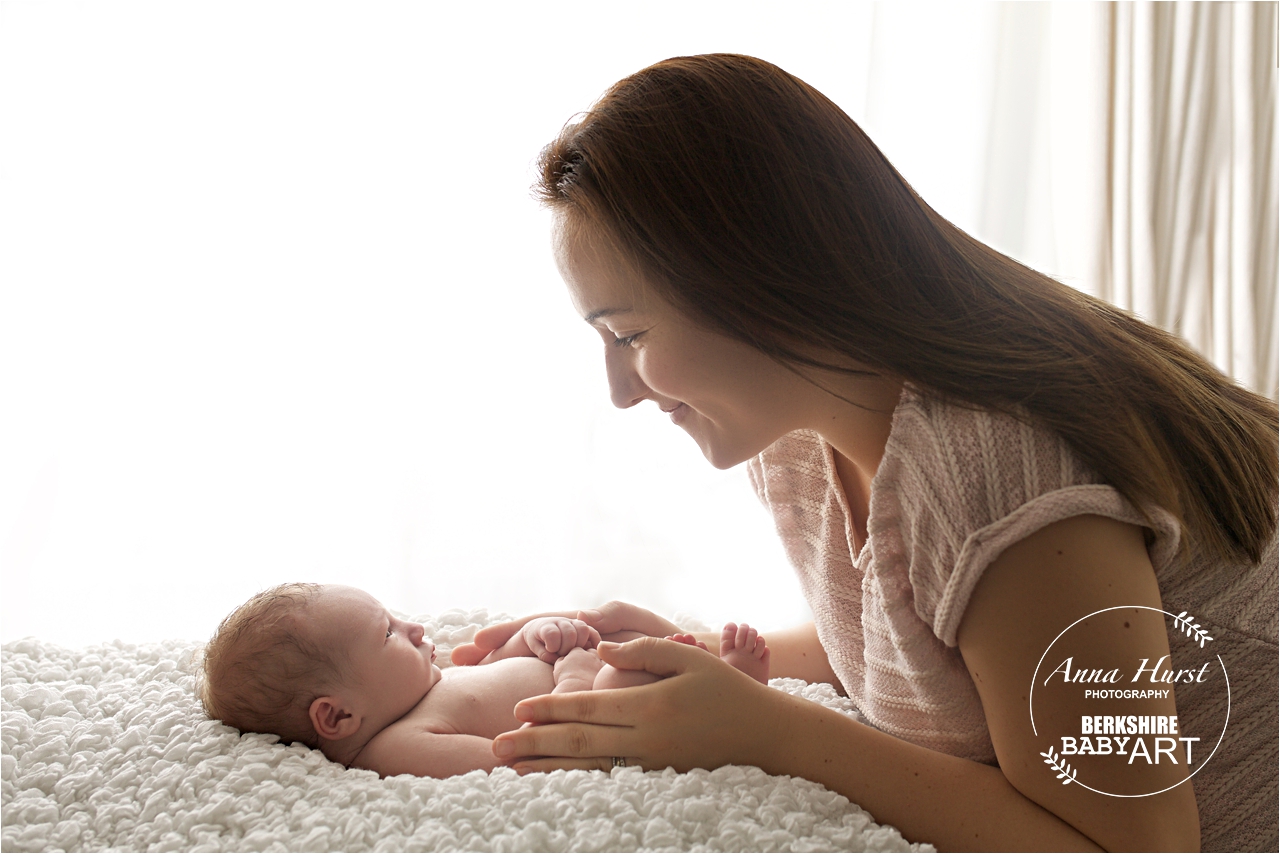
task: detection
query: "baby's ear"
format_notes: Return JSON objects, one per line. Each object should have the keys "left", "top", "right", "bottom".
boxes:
{"left": 309, "top": 696, "right": 361, "bottom": 741}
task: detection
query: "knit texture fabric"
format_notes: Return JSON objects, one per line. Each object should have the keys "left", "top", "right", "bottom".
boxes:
{"left": 746, "top": 383, "right": 1277, "bottom": 852}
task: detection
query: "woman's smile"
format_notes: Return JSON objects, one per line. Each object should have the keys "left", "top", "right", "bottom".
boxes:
{"left": 552, "top": 216, "right": 824, "bottom": 469}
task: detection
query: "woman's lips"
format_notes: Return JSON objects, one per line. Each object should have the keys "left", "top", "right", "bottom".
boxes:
{"left": 666, "top": 403, "right": 689, "bottom": 424}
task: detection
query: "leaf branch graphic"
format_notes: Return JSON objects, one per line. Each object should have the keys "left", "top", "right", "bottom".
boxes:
{"left": 1172, "top": 611, "right": 1213, "bottom": 648}
{"left": 1041, "top": 746, "right": 1078, "bottom": 786}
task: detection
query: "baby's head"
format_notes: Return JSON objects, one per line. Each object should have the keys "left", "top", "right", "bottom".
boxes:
{"left": 199, "top": 583, "right": 440, "bottom": 754}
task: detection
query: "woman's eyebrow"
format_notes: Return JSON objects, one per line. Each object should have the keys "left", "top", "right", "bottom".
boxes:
{"left": 583, "top": 307, "right": 632, "bottom": 324}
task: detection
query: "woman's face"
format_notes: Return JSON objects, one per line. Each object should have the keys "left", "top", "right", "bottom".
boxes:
{"left": 553, "top": 218, "right": 816, "bottom": 469}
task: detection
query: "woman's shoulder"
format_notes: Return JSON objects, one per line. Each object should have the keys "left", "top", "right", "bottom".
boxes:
{"left": 878, "top": 382, "right": 1120, "bottom": 515}
{"left": 890, "top": 383, "right": 1089, "bottom": 481}
{"left": 872, "top": 384, "right": 1188, "bottom": 645}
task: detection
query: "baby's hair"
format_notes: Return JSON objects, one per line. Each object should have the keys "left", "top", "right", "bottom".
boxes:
{"left": 198, "top": 582, "right": 345, "bottom": 747}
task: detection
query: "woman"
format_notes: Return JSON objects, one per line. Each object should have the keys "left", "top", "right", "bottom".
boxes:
{"left": 451, "top": 55, "right": 1277, "bottom": 851}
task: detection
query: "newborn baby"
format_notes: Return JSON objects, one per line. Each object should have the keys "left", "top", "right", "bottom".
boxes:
{"left": 199, "top": 583, "right": 770, "bottom": 779}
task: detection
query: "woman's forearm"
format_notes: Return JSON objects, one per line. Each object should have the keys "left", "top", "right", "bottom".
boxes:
{"left": 762, "top": 693, "right": 1102, "bottom": 852}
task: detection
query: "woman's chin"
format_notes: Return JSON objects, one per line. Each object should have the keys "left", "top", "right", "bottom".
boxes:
{"left": 692, "top": 432, "right": 759, "bottom": 470}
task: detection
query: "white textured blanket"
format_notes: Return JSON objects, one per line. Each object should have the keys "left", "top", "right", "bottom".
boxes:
{"left": 2, "top": 609, "right": 931, "bottom": 852}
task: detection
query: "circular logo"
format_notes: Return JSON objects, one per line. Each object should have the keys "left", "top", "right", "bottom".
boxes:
{"left": 1029, "top": 606, "right": 1229, "bottom": 798}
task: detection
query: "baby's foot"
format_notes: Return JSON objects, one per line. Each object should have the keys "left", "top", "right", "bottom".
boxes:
{"left": 719, "top": 622, "right": 770, "bottom": 684}
{"left": 664, "top": 632, "right": 710, "bottom": 653}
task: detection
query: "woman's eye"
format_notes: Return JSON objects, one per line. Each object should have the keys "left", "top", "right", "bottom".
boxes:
{"left": 613, "top": 333, "right": 641, "bottom": 348}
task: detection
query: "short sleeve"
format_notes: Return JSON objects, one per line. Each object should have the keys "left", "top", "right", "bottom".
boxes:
{"left": 873, "top": 388, "right": 1183, "bottom": 647}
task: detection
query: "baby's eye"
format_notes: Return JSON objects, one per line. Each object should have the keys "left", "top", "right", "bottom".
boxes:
{"left": 386, "top": 627, "right": 393, "bottom": 638}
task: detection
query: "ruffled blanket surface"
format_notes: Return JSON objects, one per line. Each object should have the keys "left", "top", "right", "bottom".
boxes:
{"left": 1, "top": 609, "right": 931, "bottom": 852}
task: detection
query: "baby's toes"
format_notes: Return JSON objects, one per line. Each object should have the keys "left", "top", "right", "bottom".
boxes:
{"left": 736, "top": 622, "right": 755, "bottom": 651}
{"left": 720, "top": 623, "right": 739, "bottom": 657}
{"left": 752, "top": 635, "right": 768, "bottom": 660}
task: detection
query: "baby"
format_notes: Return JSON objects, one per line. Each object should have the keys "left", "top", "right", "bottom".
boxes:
{"left": 198, "top": 583, "right": 770, "bottom": 779}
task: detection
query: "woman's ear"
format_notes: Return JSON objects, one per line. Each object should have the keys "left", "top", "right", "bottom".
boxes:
{"left": 309, "top": 695, "right": 361, "bottom": 741}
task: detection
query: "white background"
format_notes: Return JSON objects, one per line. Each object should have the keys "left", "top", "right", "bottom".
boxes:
{"left": 3, "top": 1, "right": 1041, "bottom": 646}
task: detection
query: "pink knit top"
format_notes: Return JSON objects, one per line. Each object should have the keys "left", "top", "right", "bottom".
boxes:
{"left": 746, "top": 383, "right": 1277, "bottom": 852}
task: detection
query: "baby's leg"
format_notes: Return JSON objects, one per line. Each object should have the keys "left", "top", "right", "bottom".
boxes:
{"left": 591, "top": 634, "right": 708, "bottom": 690}
{"left": 719, "top": 622, "right": 770, "bottom": 684}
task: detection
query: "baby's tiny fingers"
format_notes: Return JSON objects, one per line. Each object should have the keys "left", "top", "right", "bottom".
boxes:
{"left": 558, "top": 620, "right": 582, "bottom": 652}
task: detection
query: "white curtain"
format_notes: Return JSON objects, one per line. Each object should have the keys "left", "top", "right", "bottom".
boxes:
{"left": 3, "top": 2, "right": 1275, "bottom": 648}
{"left": 966, "top": 1, "right": 1278, "bottom": 399}
{"left": 1105, "top": 1, "right": 1278, "bottom": 399}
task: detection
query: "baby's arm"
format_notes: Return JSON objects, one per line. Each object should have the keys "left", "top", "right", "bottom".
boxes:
{"left": 354, "top": 726, "right": 503, "bottom": 779}
{"left": 479, "top": 617, "right": 600, "bottom": 665}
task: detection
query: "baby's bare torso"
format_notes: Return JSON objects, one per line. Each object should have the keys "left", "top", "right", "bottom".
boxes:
{"left": 394, "top": 657, "right": 555, "bottom": 739}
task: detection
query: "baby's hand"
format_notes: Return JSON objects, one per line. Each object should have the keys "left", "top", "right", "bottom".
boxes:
{"left": 521, "top": 617, "right": 601, "bottom": 663}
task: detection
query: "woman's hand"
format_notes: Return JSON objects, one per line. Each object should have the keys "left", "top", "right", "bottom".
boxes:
{"left": 451, "top": 601, "right": 683, "bottom": 666}
{"left": 491, "top": 635, "right": 789, "bottom": 773}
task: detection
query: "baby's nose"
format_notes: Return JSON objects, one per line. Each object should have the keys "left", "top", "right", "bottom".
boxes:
{"left": 409, "top": 622, "right": 426, "bottom": 645}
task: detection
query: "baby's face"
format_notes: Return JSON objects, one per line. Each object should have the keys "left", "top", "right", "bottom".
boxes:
{"left": 309, "top": 586, "right": 441, "bottom": 724}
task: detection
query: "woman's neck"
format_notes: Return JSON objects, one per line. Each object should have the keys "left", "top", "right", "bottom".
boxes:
{"left": 806, "top": 374, "right": 902, "bottom": 544}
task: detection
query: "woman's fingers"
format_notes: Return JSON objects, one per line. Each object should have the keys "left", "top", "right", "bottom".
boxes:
{"left": 593, "top": 635, "right": 697, "bottom": 678}
{"left": 496, "top": 633, "right": 786, "bottom": 775}
{"left": 451, "top": 619, "right": 520, "bottom": 665}
{"left": 578, "top": 601, "right": 681, "bottom": 638}
{"left": 473, "top": 619, "right": 523, "bottom": 649}
{"left": 494, "top": 720, "right": 634, "bottom": 761}
{"left": 512, "top": 680, "right": 641, "bottom": 726}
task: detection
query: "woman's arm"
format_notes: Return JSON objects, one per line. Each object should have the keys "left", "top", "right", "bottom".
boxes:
{"left": 492, "top": 638, "right": 1100, "bottom": 851}
{"left": 755, "top": 622, "right": 844, "bottom": 690}
{"left": 954, "top": 515, "right": 1199, "bottom": 851}
{"left": 491, "top": 515, "right": 1200, "bottom": 852}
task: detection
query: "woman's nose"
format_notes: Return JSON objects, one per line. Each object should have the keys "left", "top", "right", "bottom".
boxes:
{"left": 605, "top": 349, "right": 648, "bottom": 409}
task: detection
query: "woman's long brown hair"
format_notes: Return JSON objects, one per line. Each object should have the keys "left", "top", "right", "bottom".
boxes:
{"left": 536, "top": 53, "right": 1278, "bottom": 566}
